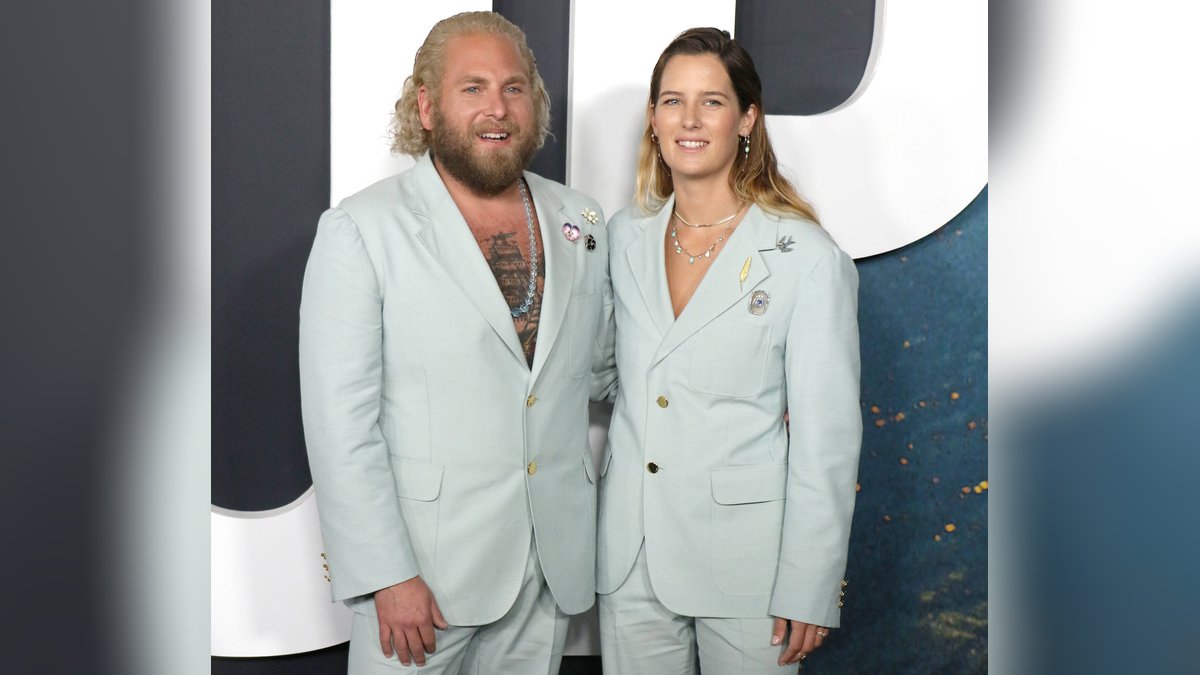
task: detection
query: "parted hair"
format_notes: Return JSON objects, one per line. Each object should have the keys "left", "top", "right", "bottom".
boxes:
{"left": 389, "top": 11, "right": 551, "bottom": 156}
{"left": 635, "top": 27, "right": 819, "bottom": 223}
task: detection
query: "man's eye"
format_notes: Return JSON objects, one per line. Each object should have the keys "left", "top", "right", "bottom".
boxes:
{"left": 506, "top": 86, "right": 522, "bottom": 94}
{"left": 465, "top": 86, "right": 480, "bottom": 94}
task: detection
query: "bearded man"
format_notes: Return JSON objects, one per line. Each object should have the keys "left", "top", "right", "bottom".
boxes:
{"left": 299, "top": 12, "right": 614, "bottom": 674}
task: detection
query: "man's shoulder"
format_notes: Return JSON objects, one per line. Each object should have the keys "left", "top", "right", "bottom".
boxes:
{"left": 337, "top": 168, "right": 416, "bottom": 213}
{"left": 523, "top": 171, "right": 601, "bottom": 213}
{"left": 328, "top": 162, "right": 438, "bottom": 233}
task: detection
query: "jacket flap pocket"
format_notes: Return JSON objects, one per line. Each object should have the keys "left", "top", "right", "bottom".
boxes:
{"left": 391, "top": 457, "right": 444, "bottom": 501}
{"left": 710, "top": 463, "right": 787, "bottom": 505}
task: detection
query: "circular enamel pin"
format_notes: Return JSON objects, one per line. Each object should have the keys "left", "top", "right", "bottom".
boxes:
{"left": 584, "top": 234, "right": 597, "bottom": 251}
{"left": 748, "top": 290, "right": 770, "bottom": 315}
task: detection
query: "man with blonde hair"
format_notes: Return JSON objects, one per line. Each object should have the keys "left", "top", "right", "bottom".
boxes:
{"left": 300, "top": 11, "right": 613, "bottom": 674}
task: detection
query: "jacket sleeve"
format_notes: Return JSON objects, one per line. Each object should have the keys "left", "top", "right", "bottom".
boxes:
{"left": 769, "top": 243, "right": 863, "bottom": 627}
{"left": 299, "top": 207, "right": 420, "bottom": 602}
{"left": 589, "top": 204, "right": 619, "bottom": 402}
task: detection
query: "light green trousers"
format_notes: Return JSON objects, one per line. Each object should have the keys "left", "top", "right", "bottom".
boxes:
{"left": 599, "top": 543, "right": 798, "bottom": 675}
{"left": 348, "top": 539, "right": 569, "bottom": 674}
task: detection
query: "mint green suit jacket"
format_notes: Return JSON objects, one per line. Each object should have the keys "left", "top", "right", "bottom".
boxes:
{"left": 300, "top": 154, "right": 615, "bottom": 625}
{"left": 597, "top": 199, "right": 861, "bottom": 628}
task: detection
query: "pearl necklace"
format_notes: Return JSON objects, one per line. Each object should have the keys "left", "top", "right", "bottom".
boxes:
{"left": 510, "top": 179, "right": 538, "bottom": 318}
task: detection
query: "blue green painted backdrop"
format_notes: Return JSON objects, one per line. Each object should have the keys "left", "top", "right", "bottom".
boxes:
{"left": 815, "top": 188, "right": 988, "bottom": 674}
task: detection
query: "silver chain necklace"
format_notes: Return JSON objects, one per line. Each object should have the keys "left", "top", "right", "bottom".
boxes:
{"left": 510, "top": 179, "right": 539, "bottom": 318}
{"left": 670, "top": 214, "right": 734, "bottom": 264}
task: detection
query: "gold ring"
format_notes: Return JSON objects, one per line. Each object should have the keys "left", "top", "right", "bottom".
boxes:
{"left": 816, "top": 630, "right": 828, "bottom": 638}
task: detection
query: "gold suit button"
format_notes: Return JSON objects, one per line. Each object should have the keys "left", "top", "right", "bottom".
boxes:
{"left": 527, "top": 461, "right": 538, "bottom": 475}
{"left": 527, "top": 394, "right": 537, "bottom": 407}
{"left": 656, "top": 395, "right": 669, "bottom": 408}
{"left": 647, "top": 462, "right": 659, "bottom": 474}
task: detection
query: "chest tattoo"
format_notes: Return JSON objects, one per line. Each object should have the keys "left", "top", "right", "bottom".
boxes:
{"left": 480, "top": 230, "right": 546, "bottom": 366}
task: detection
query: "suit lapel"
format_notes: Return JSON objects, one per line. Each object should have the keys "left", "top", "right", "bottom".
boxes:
{"left": 624, "top": 198, "right": 675, "bottom": 339}
{"left": 528, "top": 173, "right": 577, "bottom": 385}
{"left": 651, "top": 205, "right": 776, "bottom": 367}
{"left": 412, "top": 155, "right": 526, "bottom": 367}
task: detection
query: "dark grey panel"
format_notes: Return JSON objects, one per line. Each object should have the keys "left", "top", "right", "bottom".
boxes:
{"left": 735, "top": 0, "right": 876, "bottom": 115}
{"left": 494, "top": 0, "right": 570, "bottom": 182}
{"left": 212, "top": 0, "right": 329, "bottom": 511}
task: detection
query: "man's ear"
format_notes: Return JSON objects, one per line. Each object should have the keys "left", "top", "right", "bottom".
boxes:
{"left": 417, "top": 85, "right": 435, "bottom": 131}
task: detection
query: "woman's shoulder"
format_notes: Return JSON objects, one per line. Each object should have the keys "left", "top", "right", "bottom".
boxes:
{"left": 609, "top": 204, "right": 660, "bottom": 226}
{"left": 759, "top": 209, "right": 846, "bottom": 259}
{"left": 771, "top": 211, "right": 830, "bottom": 243}
{"left": 607, "top": 204, "right": 660, "bottom": 243}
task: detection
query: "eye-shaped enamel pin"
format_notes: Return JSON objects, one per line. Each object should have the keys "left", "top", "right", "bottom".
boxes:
{"left": 748, "top": 290, "right": 770, "bottom": 315}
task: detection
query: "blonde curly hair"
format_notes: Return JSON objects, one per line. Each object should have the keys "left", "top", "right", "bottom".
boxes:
{"left": 389, "top": 12, "right": 551, "bottom": 157}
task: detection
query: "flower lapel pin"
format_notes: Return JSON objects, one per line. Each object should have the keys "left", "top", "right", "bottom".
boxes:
{"left": 581, "top": 208, "right": 599, "bottom": 226}
{"left": 562, "top": 222, "right": 581, "bottom": 242}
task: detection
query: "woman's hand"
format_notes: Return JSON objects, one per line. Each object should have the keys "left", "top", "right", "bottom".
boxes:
{"left": 772, "top": 617, "right": 829, "bottom": 666}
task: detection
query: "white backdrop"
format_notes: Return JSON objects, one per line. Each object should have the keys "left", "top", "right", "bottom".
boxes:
{"left": 211, "top": 0, "right": 987, "bottom": 657}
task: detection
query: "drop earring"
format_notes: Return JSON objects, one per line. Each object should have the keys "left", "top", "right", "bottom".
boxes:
{"left": 741, "top": 134, "right": 750, "bottom": 155}
{"left": 652, "top": 132, "right": 671, "bottom": 174}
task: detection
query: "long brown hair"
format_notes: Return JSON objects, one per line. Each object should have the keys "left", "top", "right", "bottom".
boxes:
{"left": 634, "top": 28, "right": 819, "bottom": 223}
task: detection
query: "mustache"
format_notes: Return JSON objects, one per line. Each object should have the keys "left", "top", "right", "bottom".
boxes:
{"left": 471, "top": 121, "right": 519, "bottom": 136}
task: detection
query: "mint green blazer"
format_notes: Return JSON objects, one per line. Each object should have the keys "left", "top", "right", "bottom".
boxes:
{"left": 597, "top": 198, "right": 861, "bottom": 628}
{"left": 300, "top": 154, "right": 615, "bottom": 625}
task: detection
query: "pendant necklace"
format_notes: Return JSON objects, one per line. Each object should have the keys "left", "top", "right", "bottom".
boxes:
{"left": 670, "top": 206, "right": 741, "bottom": 264}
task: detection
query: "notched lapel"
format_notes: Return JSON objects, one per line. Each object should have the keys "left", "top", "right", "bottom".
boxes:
{"left": 651, "top": 206, "right": 775, "bottom": 367}
{"left": 528, "top": 177, "right": 577, "bottom": 384}
{"left": 624, "top": 203, "right": 675, "bottom": 339}
{"left": 412, "top": 157, "right": 526, "bottom": 368}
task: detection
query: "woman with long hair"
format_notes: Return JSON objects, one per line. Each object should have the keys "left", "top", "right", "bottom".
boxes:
{"left": 597, "top": 28, "right": 863, "bottom": 673}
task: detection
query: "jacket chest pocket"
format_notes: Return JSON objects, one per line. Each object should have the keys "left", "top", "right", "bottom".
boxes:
{"left": 688, "top": 322, "right": 772, "bottom": 397}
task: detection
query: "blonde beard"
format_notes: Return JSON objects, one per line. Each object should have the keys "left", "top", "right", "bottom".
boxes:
{"left": 429, "top": 109, "right": 538, "bottom": 195}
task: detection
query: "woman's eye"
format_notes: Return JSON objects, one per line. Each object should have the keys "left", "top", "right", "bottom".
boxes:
{"left": 661, "top": 98, "right": 680, "bottom": 106}
{"left": 704, "top": 99, "right": 722, "bottom": 107}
